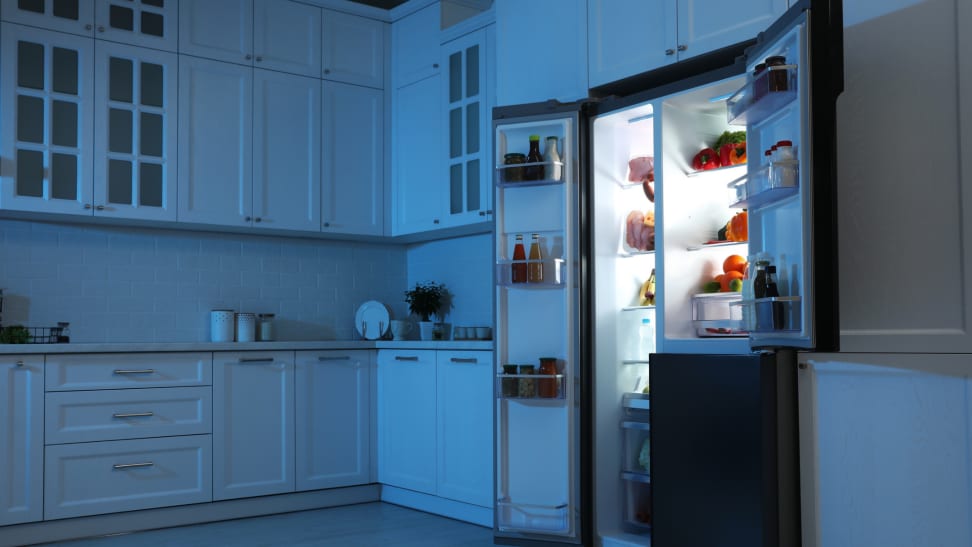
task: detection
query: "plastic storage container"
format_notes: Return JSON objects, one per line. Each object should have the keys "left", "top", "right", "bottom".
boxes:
{"left": 691, "top": 293, "right": 746, "bottom": 337}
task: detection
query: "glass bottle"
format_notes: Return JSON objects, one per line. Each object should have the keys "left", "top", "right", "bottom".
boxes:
{"left": 518, "top": 365, "right": 537, "bottom": 398}
{"left": 766, "top": 265, "right": 785, "bottom": 330}
{"left": 639, "top": 317, "right": 655, "bottom": 357}
{"left": 538, "top": 357, "right": 558, "bottom": 398}
{"left": 525, "top": 135, "right": 545, "bottom": 181}
{"left": 544, "top": 136, "right": 562, "bottom": 181}
{"left": 511, "top": 234, "right": 527, "bottom": 283}
{"left": 528, "top": 233, "right": 544, "bottom": 283}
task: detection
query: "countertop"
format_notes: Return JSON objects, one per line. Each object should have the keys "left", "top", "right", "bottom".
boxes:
{"left": 0, "top": 339, "right": 495, "bottom": 355}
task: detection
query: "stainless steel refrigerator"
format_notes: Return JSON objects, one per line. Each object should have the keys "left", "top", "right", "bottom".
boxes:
{"left": 492, "top": 1, "right": 842, "bottom": 545}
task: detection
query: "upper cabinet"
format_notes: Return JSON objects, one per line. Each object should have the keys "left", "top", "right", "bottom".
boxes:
{"left": 392, "top": 3, "right": 441, "bottom": 88}
{"left": 179, "top": 0, "right": 322, "bottom": 78}
{"left": 588, "top": 0, "right": 788, "bottom": 89}
{"left": 323, "top": 9, "right": 386, "bottom": 88}
{"left": 0, "top": 0, "right": 178, "bottom": 51}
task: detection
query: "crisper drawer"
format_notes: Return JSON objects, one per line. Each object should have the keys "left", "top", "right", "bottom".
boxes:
{"left": 44, "top": 435, "right": 212, "bottom": 520}
{"left": 46, "top": 386, "right": 213, "bottom": 445}
{"left": 46, "top": 353, "right": 212, "bottom": 391}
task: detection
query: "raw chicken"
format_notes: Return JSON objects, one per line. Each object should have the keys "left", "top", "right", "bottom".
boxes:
{"left": 625, "top": 210, "right": 655, "bottom": 251}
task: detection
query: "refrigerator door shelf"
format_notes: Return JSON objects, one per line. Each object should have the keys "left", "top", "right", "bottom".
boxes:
{"left": 496, "top": 499, "right": 570, "bottom": 535}
{"left": 726, "top": 64, "right": 798, "bottom": 125}
{"left": 495, "top": 373, "right": 566, "bottom": 400}
{"left": 497, "top": 161, "right": 565, "bottom": 187}
{"left": 622, "top": 392, "right": 650, "bottom": 411}
{"left": 685, "top": 163, "right": 746, "bottom": 179}
{"left": 621, "top": 479, "right": 653, "bottom": 533}
{"left": 495, "top": 259, "right": 565, "bottom": 287}
{"left": 727, "top": 160, "right": 799, "bottom": 209}
{"left": 734, "top": 296, "right": 802, "bottom": 333}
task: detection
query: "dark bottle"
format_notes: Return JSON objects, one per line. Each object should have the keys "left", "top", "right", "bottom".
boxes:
{"left": 766, "top": 265, "right": 785, "bottom": 329}
{"left": 511, "top": 234, "right": 527, "bottom": 283}
{"left": 765, "top": 55, "right": 788, "bottom": 92}
{"left": 752, "top": 260, "right": 769, "bottom": 298}
{"left": 524, "top": 135, "right": 545, "bottom": 181}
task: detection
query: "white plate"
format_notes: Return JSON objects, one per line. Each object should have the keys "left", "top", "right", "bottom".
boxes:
{"left": 355, "top": 300, "right": 390, "bottom": 340}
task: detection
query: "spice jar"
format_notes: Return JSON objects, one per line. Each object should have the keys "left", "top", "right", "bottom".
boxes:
{"left": 503, "top": 153, "right": 527, "bottom": 182}
{"left": 258, "top": 313, "right": 275, "bottom": 341}
{"left": 765, "top": 55, "right": 788, "bottom": 92}
{"left": 502, "top": 364, "right": 519, "bottom": 398}
{"left": 538, "top": 357, "right": 558, "bottom": 398}
{"left": 518, "top": 365, "right": 536, "bottom": 398}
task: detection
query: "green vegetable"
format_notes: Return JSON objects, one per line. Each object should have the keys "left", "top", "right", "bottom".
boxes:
{"left": 702, "top": 281, "right": 722, "bottom": 293}
{"left": 0, "top": 325, "right": 30, "bottom": 344}
{"left": 714, "top": 130, "right": 746, "bottom": 150}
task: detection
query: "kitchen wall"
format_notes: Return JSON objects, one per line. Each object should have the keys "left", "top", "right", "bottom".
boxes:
{"left": 406, "top": 233, "right": 493, "bottom": 332}
{"left": 0, "top": 219, "right": 408, "bottom": 343}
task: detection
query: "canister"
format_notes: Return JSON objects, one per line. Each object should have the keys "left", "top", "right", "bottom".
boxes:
{"left": 258, "top": 313, "right": 275, "bottom": 341}
{"left": 211, "top": 309, "right": 235, "bottom": 342}
{"left": 236, "top": 312, "right": 257, "bottom": 342}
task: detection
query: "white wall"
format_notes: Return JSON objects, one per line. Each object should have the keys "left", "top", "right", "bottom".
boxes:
{"left": 0, "top": 219, "right": 407, "bottom": 343}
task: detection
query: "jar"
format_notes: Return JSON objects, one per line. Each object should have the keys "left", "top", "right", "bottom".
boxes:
{"left": 765, "top": 55, "right": 788, "bottom": 92}
{"left": 258, "top": 313, "right": 275, "bottom": 341}
{"left": 501, "top": 364, "right": 519, "bottom": 398}
{"left": 538, "top": 357, "right": 558, "bottom": 398}
{"left": 236, "top": 312, "right": 257, "bottom": 342}
{"left": 518, "top": 365, "right": 536, "bottom": 398}
{"left": 503, "top": 153, "right": 527, "bottom": 182}
{"left": 752, "top": 62, "right": 767, "bottom": 101}
{"left": 211, "top": 309, "right": 235, "bottom": 342}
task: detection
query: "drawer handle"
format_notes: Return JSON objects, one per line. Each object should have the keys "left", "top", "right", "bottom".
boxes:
{"left": 112, "top": 412, "right": 154, "bottom": 418}
{"left": 112, "top": 462, "right": 154, "bottom": 470}
{"left": 113, "top": 369, "right": 155, "bottom": 375}
{"left": 238, "top": 357, "right": 275, "bottom": 364}
{"left": 318, "top": 356, "right": 351, "bottom": 361}
{"left": 450, "top": 357, "right": 478, "bottom": 364}
{"left": 394, "top": 356, "right": 420, "bottom": 361}
{"left": 15, "top": 360, "right": 25, "bottom": 367}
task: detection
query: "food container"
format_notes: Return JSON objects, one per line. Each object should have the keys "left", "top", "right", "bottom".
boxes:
{"left": 211, "top": 309, "right": 235, "bottom": 342}
{"left": 502, "top": 153, "right": 527, "bottom": 182}
{"left": 691, "top": 293, "right": 746, "bottom": 337}
{"left": 538, "top": 357, "right": 559, "bottom": 398}
{"left": 235, "top": 312, "right": 257, "bottom": 342}
{"left": 258, "top": 313, "right": 275, "bottom": 341}
{"left": 501, "top": 364, "right": 519, "bottom": 398}
{"left": 518, "top": 365, "right": 537, "bottom": 398}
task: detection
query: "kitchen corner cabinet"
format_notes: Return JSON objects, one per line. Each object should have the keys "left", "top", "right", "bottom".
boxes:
{"left": 178, "top": 57, "right": 321, "bottom": 231}
{"left": 392, "top": 73, "right": 444, "bottom": 235}
{"left": 0, "top": 355, "right": 43, "bottom": 526}
{"left": 0, "top": 0, "right": 178, "bottom": 51}
{"left": 377, "top": 349, "right": 437, "bottom": 494}
{"left": 213, "top": 351, "right": 295, "bottom": 501}
{"left": 587, "top": 0, "right": 788, "bottom": 89}
{"left": 323, "top": 10, "right": 385, "bottom": 89}
{"left": 392, "top": 2, "right": 441, "bottom": 88}
{"left": 295, "top": 350, "right": 373, "bottom": 491}
{"left": 322, "top": 82, "right": 383, "bottom": 236}
{"left": 179, "top": 0, "right": 321, "bottom": 78}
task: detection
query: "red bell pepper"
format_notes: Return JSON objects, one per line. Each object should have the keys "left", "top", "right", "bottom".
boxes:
{"left": 692, "top": 147, "right": 719, "bottom": 171}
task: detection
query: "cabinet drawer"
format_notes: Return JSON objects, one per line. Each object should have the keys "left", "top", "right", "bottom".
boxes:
{"left": 46, "top": 353, "right": 212, "bottom": 391}
{"left": 45, "top": 435, "right": 212, "bottom": 520}
{"left": 46, "top": 387, "right": 213, "bottom": 445}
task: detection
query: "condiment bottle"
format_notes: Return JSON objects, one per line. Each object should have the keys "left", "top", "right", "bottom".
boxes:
{"left": 525, "top": 135, "right": 545, "bottom": 180}
{"left": 538, "top": 357, "right": 558, "bottom": 398}
{"left": 766, "top": 265, "right": 785, "bottom": 329}
{"left": 518, "top": 365, "right": 537, "bottom": 398}
{"left": 501, "top": 364, "right": 519, "bottom": 398}
{"left": 765, "top": 55, "right": 788, "bottom": 91}
{"left": 775, "top": 140, "right": 795, "bottom": 161}
{"left": 511, "top": 234, "right": 527, "bottom": 283}
{"left": 544, "top": 136, "right": 562, "bottom": 181}
{"left": 528, "top": 233, "right": 544, "bottom": 283}
{"left": 753, "top": 260, "right": 769, "bottom": 298}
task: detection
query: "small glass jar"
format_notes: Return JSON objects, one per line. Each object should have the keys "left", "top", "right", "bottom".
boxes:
{"left": 538, "top": 357, "right": 558, "bottom": 398}
{"left": 752, "top": 62, "right": 767, "bottom": 101}
{"left": 765, "top": 55, "right": 788, "bottom": 92}
{"left": 501, "top": 364, "right": 519, "bottom": 398}
{"left": 503, "top": 153, "right": 527, "bottom": 182}
{"left": 518, "top": 365, "right": 536, "bottom": 398}
{"left": 258, "top": 313, "right": 275, "bottom": 341}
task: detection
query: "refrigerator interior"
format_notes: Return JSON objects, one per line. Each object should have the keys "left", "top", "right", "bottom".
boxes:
{"left": 493, "top": 114, "right": 580, "bottom": 541}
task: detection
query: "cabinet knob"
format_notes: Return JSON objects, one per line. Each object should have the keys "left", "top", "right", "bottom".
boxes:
{"left": 97, "top": 25, "right": 105, "bottom": 33}
{"left": 83, "top": 203, "right": 92, "bottom": 210}
{"left": 245, "top": 54, "right": 252, "bottom": 60}
{"left": 433, "top": 219, "right": 440, "bottom": 224}
{"left": 85, "top": 23, "right": 93, "bottom": 31}
{"left": 665, "top": 48, "right": 675, "bottom": 56}
{"left": 323, "top": 222, "right": 330, "bottom": 227}
{"left": 95, "top": 204, "right": 105, "bottom": 211}
{"left": 15, "top": 360, "right": 25, "bottom": 367}
{"left": 677, "top": 44, "right": 687, "bottom": 52}
{"left": 433, "top": 63, "right": 439, "bottom": 69}
{"left": 324, "top": 68, "right": 331, "bottom": 74}
{"left": 255, "top": 56, "right": 263, "bottom": 62}
{"left": 254, "top": 217, "right": 262, "bottom": 223}
{"left": 244, "top": 216, "right": 252, "bottom": 222}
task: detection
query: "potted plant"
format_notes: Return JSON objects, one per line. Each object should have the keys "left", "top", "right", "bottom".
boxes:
{"left": 404, "top": 282, "right": 448, "bottom": 340}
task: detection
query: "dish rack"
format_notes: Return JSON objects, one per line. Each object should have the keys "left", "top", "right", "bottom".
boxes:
{"left": 0, "top": 323, "right": 71, "bottom": 344}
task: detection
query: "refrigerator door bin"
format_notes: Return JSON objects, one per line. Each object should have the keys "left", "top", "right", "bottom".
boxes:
{"left": 496, "top": 499, "right": 570, "bottom": 534}
{"left": 726, "top": 65, "right": 798, "bottom": 125}
{"left": 621, "top": 421, "right": 651, "bottom": 476}
{"left": 497, "top": 161, "right": 566, "bottom": 186}
{"left": 727, "top": 160, "right": 799, "bottom": 209}
{"left": 495, "top": 259, "right": 565, "bottom": 286}
{"left": 495, "top": 373, "right": 566, "bottom": 400}
{"left": 734, "top": 296, "right": 802, "bottom": 332}
{"left": 622, "top": 392, "right": 650, "bottom": 412}
{"left": 620, "top": 479, "right": 652, "bottom": 533}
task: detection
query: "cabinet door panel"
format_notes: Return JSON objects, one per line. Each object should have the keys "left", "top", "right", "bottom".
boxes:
{"left": 295, "top": 350, "right": 372, "bottom": 490}
{"left": 254, "top": 0, "right": 322, "bottom": 77}
{"left": 392, "top": 75, "right": 443, "bottom": 235}
{"left": 0, "top": 356, "right": 43, "bottom": 526}
{"left": 177, "top": 56, "right": 252, "bottom": 226}
{"left": 0, "top": 0, "right": 95, "bottom": 37}
{"left": 392, "top": 3, "right": 440, "bottom": 87}
{"left": 588, "top": 0, "right": 674, "bottom": 89}
{"left": 323, "top": 9, "right": 384, "bottom": 88}
{"left": 322, "top": 82, "right": 383, "bottom": 236}
{"left": 95, "top": 0, "right": 178, "bottom": 52}
{"left": 252, "top": 70, "right": 321, "bottom": 232}
{"left": 0, "top": 23, "right": 94, "bottom": 215}
{"left": 678, "top": 0, "right": 787, "bottom": 61}
{"left": 178, "top": 0, "right": 253, "bottom": 66}
{"left": 213, "top": 352, "right": 295, "bottom": 500}
{"left": 94, "top": 41, "right": 177, "bottom": 221}
{"left": 377, "top": 350, "right": 436, "bottom": 494}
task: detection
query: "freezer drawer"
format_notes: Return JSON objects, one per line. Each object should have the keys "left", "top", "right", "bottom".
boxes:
{"left": 46, "top": 353, "right": 212, "bottom": 391}
{"left": 45, "top": 386, "right": 213, "bottom": 444}
{"left": 44, "top": 435, "right": 212, "bottom": 520}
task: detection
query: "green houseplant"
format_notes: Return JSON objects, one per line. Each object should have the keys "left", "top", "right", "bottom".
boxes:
{"left": 404, "top": 282, "right": 448, "bottom": 340}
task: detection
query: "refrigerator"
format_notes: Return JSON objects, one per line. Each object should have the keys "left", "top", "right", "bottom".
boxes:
{"left": 492, "top": 0, "right": 843, "bottom": 545}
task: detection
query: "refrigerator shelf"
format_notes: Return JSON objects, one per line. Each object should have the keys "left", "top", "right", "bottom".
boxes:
{"left": 618, "top": 213, "right": 656, "bottom": 256}
{"left": 727, "top": 160, "right": 799, "bottom": 209}
{"left": 495, "top": 259, "right": 566, "bottom": 287}
{"left": 687, "top": 240, "right": 747, "bottom": 251}
{"left": 726, "top": 64, "right": 798, "bottom": 126}
{"left": 496, "top": 161, "right": 565, "bottom": 186}
{"left": 621, "top": 471, "right": 651, "bottom": 484}
{"left": 496, "top": 499, "right": 570, "bottom": 534}
{"left": 622, "top": 392, "right": 650, "bottom": 410}
{"left": 621, "top": 305, "right": 655, "bottom": 311}
{"left": 497, "top": 373, "right": 566, "bottom": 400}
{"left": 685, "top": 163, "right": 745, "bottom": 178}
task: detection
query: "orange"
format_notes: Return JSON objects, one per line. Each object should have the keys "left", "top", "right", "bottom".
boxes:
{"left": 723, "top": 254, "right": 747, "bottom": 275}
{"left": 720, "top": 270, "right": 743, "bottom": 292}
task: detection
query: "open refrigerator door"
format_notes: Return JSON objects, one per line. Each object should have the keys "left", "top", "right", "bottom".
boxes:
{"left": 492, "top": 102, "right": 588, "bottom": 545}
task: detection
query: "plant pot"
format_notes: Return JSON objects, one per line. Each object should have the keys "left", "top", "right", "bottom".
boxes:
{"left": 418, "top": 321, "right": 435, "bottom": 341}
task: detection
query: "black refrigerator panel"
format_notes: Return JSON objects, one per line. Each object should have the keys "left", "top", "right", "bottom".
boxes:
{"left": 649, "top": 351, "right": 800, "bottom": 547}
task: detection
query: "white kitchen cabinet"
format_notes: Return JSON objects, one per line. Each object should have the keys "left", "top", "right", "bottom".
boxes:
{"left": 391, "top": 73, "right": 444, "bottom": 235}
{"left": 179, "top": 0, "right": 320, "bottom": 78}
{"left": 440, "top": 25, "right": 493, "bottom": 229}
{"left": 0, "top": 23, "right": 94, "bottom": 216}
{"left": 295, "top": 350, "right": 373, "bottom": 491}
{"left": 94, "top": 41, "right": 178, "bottom": 221}
{"left": 494, "top": 0, "right": 588, "bottom": 107}
{"left": 377, "top": 349, "right": 437, "bottom": 494}
{"left": 0, "top": 355, "right": 43, "bottom": 526}
{"left": 323, "top": 9, "right": 385, "bottom": 89}
{"left": 392, "top": 2, "right": 440, "bottom": 88}
{"left": 435, "top": 350, "right": 493, "bottom": 508}
{"left": 587, "top": 0, "right": 788, "bottom": 89}
{"left": 213, "top": 351, "right": 295, "bottom": 501}
{"left": 0, "top": 0, "right": 178, "bottom": 51}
